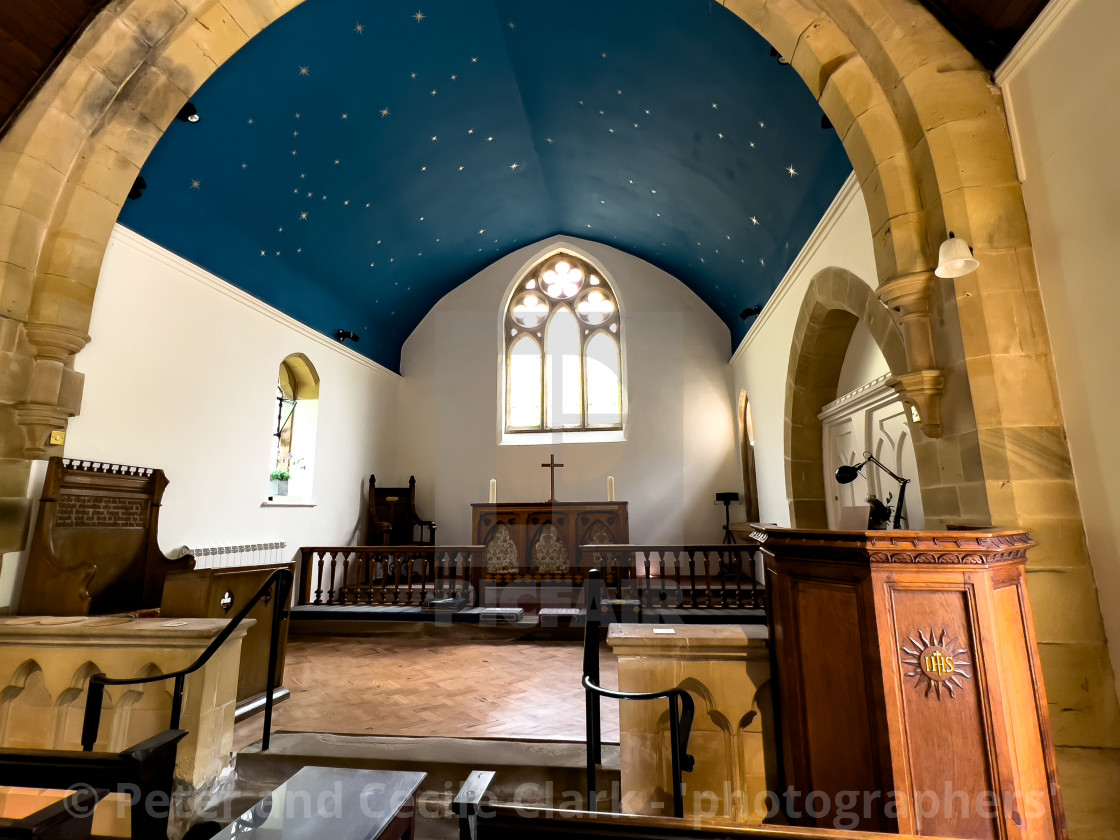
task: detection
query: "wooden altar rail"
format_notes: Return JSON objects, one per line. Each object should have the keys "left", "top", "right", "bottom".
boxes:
{"left": 298, "top": 545, "right": 485, "bottom": 606}
{"left": 579, "top": 544, "right": 765, "bottom": 610}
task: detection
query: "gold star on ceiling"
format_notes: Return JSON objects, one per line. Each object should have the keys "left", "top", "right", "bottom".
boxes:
{"left": 299, "top": 211, "right": 309, "bottom": 220}
{"left": 190, "top": 180, "right": 201, "bottom": 189}
{"left": 354, "top": 23, "right": 364, "bottom": 34}
{"left": 298, "top": 66, "right": 309, "bottom": 76}
{"left": 786, "top": 165, "right": 798, "bottom": 177}
{"left": 413, "top": 10, "right": 425, "bottom": 23}
{"left": 380, "top": 108, "right": 390, "bottom": 118}
{"left": 510, "top": 163, "right": 519, "bottom": 170}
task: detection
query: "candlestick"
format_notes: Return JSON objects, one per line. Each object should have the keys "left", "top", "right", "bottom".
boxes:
{"left": 489, "top": 478, "right": 497, "bottom": 503}
{"left": 607, "top": 475, "right": 615, "bottom": 501}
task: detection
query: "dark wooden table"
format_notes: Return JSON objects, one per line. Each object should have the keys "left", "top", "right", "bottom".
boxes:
{"left": 210, "top": 767, "right": 426, "bottom": 840}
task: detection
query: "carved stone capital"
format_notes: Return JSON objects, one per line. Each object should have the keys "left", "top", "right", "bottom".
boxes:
{"left": 23, "top": 322, "right": 90, "bottom": 362}
{"left": 888, "top": 370, "right": 945, "bottom": 439}
{"left": 14, "top": 402, "right": 72, "bottom": 458}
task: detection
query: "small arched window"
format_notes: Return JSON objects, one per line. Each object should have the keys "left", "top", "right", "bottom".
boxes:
{"left": 270, "top": 354, "right": 319, "bottom": 499}
{"left": 505, "top": 252, "right": 622, "bottom": 433}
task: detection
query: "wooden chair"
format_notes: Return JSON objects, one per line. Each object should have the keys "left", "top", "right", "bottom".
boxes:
{"left": 366, "top": 475, "right": 436, "bottom": 546}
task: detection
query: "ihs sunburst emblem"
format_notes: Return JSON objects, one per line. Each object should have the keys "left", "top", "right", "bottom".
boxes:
{"left": 901, "top": 629, "right": 972, "bottom": 700}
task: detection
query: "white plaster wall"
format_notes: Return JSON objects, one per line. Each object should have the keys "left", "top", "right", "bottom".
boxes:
{"left": 997, "top": 0, "right": 1120, "bottom": 700}
{"left": 836, "top": 321, "right": 890, "bottom": 397}
{"left": 729, "top": 175, "right": 879, "bottom": 524}
{"left": 0, "top": 226, "right": 401, "bottom": 609}
{"left": 397, "top": 235, "right": 740, "bottom": 545}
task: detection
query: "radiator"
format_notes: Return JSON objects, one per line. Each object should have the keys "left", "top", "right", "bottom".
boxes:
{"left": 177, "top": 541, "right": 288, "bottom": 569}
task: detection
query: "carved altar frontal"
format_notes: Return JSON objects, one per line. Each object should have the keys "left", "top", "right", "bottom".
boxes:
{"left": 471, "top": 502, "right": 628, "bottom": 608}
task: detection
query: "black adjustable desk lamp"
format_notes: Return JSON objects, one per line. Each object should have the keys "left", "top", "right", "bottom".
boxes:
{"left": 834, "top": 451, "right": 910, "bottom": 530}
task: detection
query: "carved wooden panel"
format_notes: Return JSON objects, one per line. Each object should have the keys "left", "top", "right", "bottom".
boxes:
{"left": 472, "top": 501, "right": 629, "bottom": 577}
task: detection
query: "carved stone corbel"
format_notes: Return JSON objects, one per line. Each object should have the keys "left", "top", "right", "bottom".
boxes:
{"left": 888, "top": 370, "right": 945, "bottom": 439}
{"left": 14, "top": 322, "right": 90, "bottom": 458}
{"left": 877, "top": 270, "right": 945, "bottom": 439}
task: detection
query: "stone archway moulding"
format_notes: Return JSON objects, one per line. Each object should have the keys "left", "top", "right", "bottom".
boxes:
{"left": 782, "top": 267, "right": 911, "bottom": 527}
{"left": 2, "top": 4, "right": 1118, "bottom": 830}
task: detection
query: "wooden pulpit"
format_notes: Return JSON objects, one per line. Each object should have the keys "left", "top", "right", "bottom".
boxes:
{"left": 756, "top": 526, "right": 1065, "bottom": 840}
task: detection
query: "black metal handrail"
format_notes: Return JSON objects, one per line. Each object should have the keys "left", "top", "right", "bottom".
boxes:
{"left": 583, "top": 568, "right": 695, "bottom": 818}
{"left": 80, "top": 567, "right": 293, "bottom": 753}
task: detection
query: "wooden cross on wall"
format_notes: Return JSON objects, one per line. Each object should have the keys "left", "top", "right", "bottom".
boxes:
{"left": 541, "top": 454, "right": 564, "bottom": 503}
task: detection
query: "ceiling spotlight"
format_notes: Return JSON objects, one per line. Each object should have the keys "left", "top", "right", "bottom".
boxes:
{"left": 935, "top": 232, "right": 980, "bottom": 278}
{"left": 768, "top": 46, "right": 790, "bottom": 65}
{"left": 176, "top": 103, "right": 200, "bottom": 123}
{"left": 127, "top": 176, "right": 146, "bottom": 201}
{"left": 740, "top": 304, "right": 762, "bottom": 320}
{"left": 336, "top": 329, "right": 360, "bottom": 343}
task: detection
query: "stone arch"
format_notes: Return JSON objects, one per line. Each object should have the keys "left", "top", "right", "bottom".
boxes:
{"left": 784, "top": 267, "right": 907, "bottom": 527}
{"left": 0, "top": 0, "right": 1015, "bottom": 513}
{"left": 0, "top": 0, "right": 1114, "bottom": 820}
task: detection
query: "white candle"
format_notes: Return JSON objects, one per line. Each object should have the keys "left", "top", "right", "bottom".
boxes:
{"left": 607, "top": 475, "right": 615, "bottom": 501}
{"left": 489, "top": 478, "right": 497, "bottom": 503}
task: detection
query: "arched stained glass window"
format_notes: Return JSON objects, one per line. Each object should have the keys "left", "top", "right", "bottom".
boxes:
{"left": 505, "top": 252, "right": 623, "bottom": 432}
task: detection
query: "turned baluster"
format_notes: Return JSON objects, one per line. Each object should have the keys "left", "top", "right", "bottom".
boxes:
{"left": 686, "top": 549, "right": 698, "bottom": 608}
{"left": 671, "top": 550, "right": 683, "bottom": 606}
{"left": 314, "top": 552, "right": 326, "bottom": 605}
{"left": 701, "top": 550, "right": 713, "bottom": 607}
{"left": 327, "top": 551, "right": 339, "bottom": 604}
{"left": 732, "top": 547, "right": 744, "bottom": 608}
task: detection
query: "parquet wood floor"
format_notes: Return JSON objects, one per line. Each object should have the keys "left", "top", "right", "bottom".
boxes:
{"left": 236, "top": 635, "right": 620, "bottom": 751}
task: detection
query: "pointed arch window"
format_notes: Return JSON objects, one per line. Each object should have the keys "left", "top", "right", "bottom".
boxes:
{"left": 505, "top": 253, "right": 622, "bottom": 433}
{"left": 270, "top": 353, "right": 319, "bottom": 499}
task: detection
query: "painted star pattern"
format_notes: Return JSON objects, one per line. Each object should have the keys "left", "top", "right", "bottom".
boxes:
{"left": 125, "top": 0, "right": 849, "bottom": 369}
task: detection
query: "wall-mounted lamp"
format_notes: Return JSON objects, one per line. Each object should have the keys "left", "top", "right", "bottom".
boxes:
{"left": 835, "top": 451, "right": 910, "bottom": 530}
{"left": 740, "top": 304, "right": 762, "bottom": 320}
{"left": 127, "top": 176, "right": 146, "bottom": 201}
{"left": 335, "top": 329, "right": 360, "bottom": 343}
{"left": 935, "top": 232, "right": 979, "bottom": 278}
{"left": 176, "top": 103, "right": 200, "bottom": 123}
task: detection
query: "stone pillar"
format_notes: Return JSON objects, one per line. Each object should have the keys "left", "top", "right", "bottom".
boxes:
{"left": 607, "top": 624, "right": 774, "bottom": 823}
{"left": 877, "top": 270, "right": 945, "bottom": 439}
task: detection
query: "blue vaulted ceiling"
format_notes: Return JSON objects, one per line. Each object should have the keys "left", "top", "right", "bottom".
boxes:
{"left": 119, "top": 0, "right": 853, "bottom": 371}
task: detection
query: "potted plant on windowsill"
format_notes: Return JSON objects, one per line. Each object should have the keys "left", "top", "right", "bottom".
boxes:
{"left": 269, "top": 469, "right": 290, "bottom": 496}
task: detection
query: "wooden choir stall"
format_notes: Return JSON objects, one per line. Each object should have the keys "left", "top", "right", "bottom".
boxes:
{"left": 17, "top": 457, "right": 290, "bottom": 715}
{"left": 755, "top": 525, "right": 1066, "bottom": 840}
